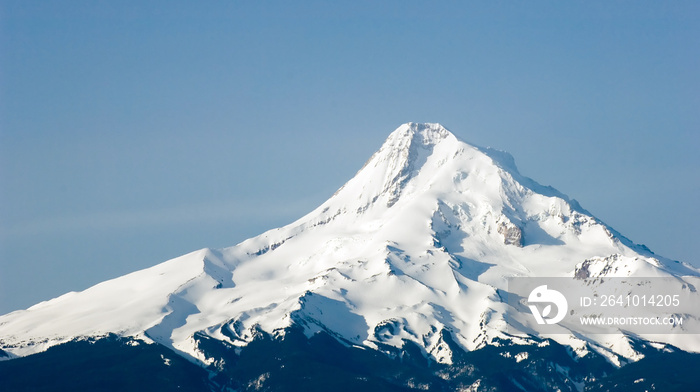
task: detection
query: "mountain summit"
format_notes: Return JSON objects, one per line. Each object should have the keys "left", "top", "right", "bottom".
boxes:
{"left": 1, "top": 123, "right": 699, "bottom": 390}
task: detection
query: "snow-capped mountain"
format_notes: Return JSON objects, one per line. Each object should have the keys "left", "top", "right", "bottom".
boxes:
{"left": 1, "top": 123, "right": 699, "bottom": 389}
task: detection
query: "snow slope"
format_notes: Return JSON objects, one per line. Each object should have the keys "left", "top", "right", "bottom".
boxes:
{"left": 1, "top": 123, "right": 698, "bottom": 365}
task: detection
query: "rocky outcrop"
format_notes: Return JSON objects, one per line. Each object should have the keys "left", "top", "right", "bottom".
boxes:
{"left": 497, "top": 218, "right": 523, "bottom": 247}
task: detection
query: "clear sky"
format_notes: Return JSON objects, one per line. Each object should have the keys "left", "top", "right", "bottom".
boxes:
{"left": 1, "top": 1, "right": 698, "bottom": 314}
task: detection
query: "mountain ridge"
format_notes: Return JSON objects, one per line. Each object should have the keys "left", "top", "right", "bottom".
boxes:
{"left": 1, "top": 123, "right": 698, "bottom": 372}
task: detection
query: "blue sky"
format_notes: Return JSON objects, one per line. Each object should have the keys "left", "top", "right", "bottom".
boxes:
{"left": 1, "top": 1, "right": 698, "bottom": 314}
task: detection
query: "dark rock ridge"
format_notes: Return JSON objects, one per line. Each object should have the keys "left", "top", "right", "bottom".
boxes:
{"left": 1, "top": 329, "right": 698, "bottom": 392}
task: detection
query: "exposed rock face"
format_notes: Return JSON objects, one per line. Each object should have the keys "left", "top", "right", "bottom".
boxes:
{"left": 573, "top": 253, "right": 664, "bottom": 279}
{"left": 574, "top": 260, "right": 592, "bottom": 280}
{"left": 497, "top": 219, "right": 523, "bottom": 247}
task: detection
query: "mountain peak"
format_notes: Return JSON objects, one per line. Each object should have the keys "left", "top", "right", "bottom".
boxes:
{"left": 325, "top": 123, "right": 461, "bottom": 211}
{"left": 386, "top": 122, "right": 454, "bottom": 147}
{"left": 2, "top": 123, "right": 699, "bottom": 372}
